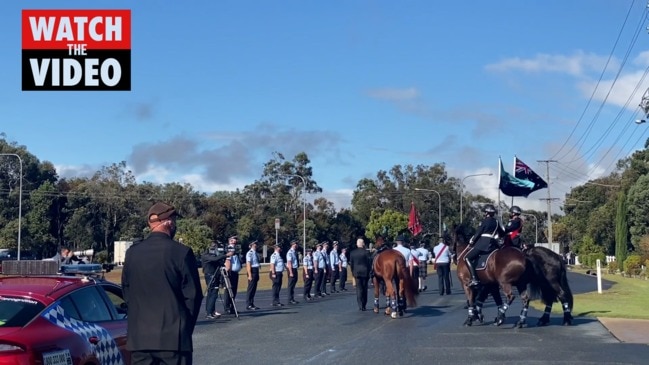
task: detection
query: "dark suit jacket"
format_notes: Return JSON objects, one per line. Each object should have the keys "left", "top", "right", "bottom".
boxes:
{"left": 122, "top": 232, "right": 203, "bottom": 352}
{"left": 349, "top": 247, "right": 371, "bottom": 278}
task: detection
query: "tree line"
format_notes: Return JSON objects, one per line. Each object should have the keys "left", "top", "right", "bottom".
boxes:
{"left": 1, "top": 135, "right": 647, "bottom": 265}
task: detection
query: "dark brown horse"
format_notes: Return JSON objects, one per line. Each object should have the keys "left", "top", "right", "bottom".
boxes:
{"left": 372, "top": 236, "right": 418, "bottom": 318}
{"left": 452, "top": 223, "right": 534, "bottom": 327}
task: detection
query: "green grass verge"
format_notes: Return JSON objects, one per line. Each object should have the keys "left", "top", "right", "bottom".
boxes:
{"left": 531, "top": 271, "right": 649, "bottom": 320}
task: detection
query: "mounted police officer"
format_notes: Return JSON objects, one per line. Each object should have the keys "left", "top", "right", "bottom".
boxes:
{"left": 465, "top": 204, "right": 505, "bottom": 287}
{"left": 505, "top": 206, "right": 524, "bottom": 248}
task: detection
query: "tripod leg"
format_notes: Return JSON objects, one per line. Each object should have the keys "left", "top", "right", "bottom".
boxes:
{"left": 221, "top": 268, "right": 239, "bottom": 319}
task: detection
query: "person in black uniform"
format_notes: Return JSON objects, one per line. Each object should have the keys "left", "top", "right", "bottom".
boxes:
{"left": 465, "top": 204, "right": 505, "bottom": 287}
{"left": 122, "top": 202, "right": 203, "bottom": 365}
{"left": 349, "top": 238, "right": 371, "bottom": 311}
{"left": 201, "top": 242, "right": 227, "bottom": 319}
{"left": 505, "top": 206, "right": 523, "bottom": 248}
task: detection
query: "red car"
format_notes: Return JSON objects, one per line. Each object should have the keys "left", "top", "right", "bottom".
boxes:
{"left": 0, "top": 263, "right": 129, "bottom": 365}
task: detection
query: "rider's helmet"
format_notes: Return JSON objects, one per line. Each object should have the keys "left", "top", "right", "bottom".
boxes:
{"left": 510, "top": 206, "right": 522, "bottom": 216}
{"left": 484, "top": 204, "right": 496, "bottom": 216}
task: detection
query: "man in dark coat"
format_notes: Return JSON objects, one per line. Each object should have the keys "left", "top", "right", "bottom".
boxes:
{"left": 122, "top": 202, "right": 203, "bottom": 365}
{"left": 349, "top": 237, "right": 371, "bottom": 311}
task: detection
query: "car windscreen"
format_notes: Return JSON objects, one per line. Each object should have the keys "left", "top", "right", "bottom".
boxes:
{"left": 0, "top": 296, "right": 46, "bottom": 327}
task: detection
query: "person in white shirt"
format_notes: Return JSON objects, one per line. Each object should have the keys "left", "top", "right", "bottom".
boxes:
{"left": 415, "top": 242, "right": 432, "bottom": 292}
{"left": 433, "top": 237, "right": 452, "bottom": 295}
{"left": 393, "top": 235, "right": 413, "bottom": 278}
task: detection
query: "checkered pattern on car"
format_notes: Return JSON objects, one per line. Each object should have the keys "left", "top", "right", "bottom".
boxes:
{"left": 41, "top": 303, "right": 125, "bottom": 365}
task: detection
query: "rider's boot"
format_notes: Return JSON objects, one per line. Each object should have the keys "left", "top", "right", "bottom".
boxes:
{"left": 464, "top": 257, "right": 480, "bottom": 287}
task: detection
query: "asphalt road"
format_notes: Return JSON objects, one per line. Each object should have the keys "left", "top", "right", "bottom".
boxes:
{"left": 192, "top": 272, "right": 648, "bottom": 365}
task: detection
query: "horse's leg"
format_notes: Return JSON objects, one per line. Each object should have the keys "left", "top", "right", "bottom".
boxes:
{"left": 384, "top": 279, "right": 398, "bottom": 319}
{"left": 514, "top": 284, "right": 530, "bottom": 328}
{"left": 537, "top": 303, "right": 552, "bottom": 326}
{"left": 463, "top": 285, "right": 477, "bottom": 326}
{"left": 494, "top": 283, "right": 515, "bottom": 327}
{"left": 372, "top": 276, "right": 380, "bottom": 314}
{"left": 553, "top": 278, "right": 573, "bottom": 326}
{"left": 472, "top": 285, "right": 489, "bottom": 324}
{"left": 397, "top": 277, "right": 406, "bottom": 316}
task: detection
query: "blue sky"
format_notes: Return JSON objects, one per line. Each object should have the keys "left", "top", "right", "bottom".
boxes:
{"left": 3, "top": 0, "right": 649, "bottom": 213}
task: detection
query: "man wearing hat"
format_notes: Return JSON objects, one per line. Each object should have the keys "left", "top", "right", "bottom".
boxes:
{"left": 286, "top": 240, "right": 300, "bottom": 304}
{"left": 269, "top": 244, "right": 285, "bottom": 306}
{"left": 313, "top": 243, "right": 326, "bottom": 297}
{"left": 302, "top": 247, "right": 315, "bottom": 301}
{"left": 122, "top": 202, "right": 203, "bottom": 365}
{"left": 320, "top": 242, "right": 331, "bottom": 296}
{"left": 223, "top": 236, "right": 242, "bottom": 314}
{"left": 245, "top": 240, "right": 261, "bottom": 310}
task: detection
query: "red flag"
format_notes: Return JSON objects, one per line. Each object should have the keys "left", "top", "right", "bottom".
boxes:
{"left": 408, "top": 202, "right": 423, "bottom": 236}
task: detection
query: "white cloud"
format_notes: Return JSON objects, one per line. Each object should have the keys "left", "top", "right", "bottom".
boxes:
{"left": 485, "top": 51, "right": 615, "bottom": 77}
{"left": 366, "top": 87, "right": 420, "bottom": 101}
{"left": 577, "top": 69, "right": 649, "bottom": 109}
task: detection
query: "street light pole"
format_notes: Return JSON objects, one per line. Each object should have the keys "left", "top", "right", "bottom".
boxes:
{"left": 522, "top": 213, "right": 538, "bottom": 244}
{"left": 279, "top": 174, "right": 306, "bottom": 258}
{"left": 414, "top": 188, "right": 442, "bottom": 238}
{"left": 460, "top": 173, "right": 493, "bottom": 224}
{"left": 0, "top": 153, "right": 23, "bottom": 260}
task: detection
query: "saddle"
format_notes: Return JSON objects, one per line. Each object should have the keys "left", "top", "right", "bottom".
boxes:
{"left": 475, "top": 246, "right": 523, "bottom": 271}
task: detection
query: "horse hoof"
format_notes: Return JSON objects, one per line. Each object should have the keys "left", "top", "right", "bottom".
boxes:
{"left": 494, "top": 317, "right": 505, "bottom": 326}
{"left": 537, "top": 317, "right": 550, "bottom": 326}
{"left": 398, "top": 311, "right": 404, "bottom": 317}
{"left": 478, "top": 314, "right": 484, "bottom": 324}
{"left": 373, "top": 309, "right": 379, "bottom": 314}
{"left": 391, "top": 312, "right": 398, "bottom": 319}
{"left": 464, "top": 319, "right": 473, "bottom": 327}
{"left": 563, "top": 320, "right": 572, "bottom": 326}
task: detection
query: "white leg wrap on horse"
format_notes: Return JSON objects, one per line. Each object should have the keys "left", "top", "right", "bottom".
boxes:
{"left": 562, "top": 302, "right": 571, "bottom": 313}
{"left": 544, "top": 305, "right": 552, "bottom": 315}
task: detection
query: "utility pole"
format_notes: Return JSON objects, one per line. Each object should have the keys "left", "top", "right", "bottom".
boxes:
{"left": 538, "top": 160, "right": 557, "bottom": 245}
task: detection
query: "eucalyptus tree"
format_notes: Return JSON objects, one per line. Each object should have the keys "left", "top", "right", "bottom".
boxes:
{"left": 627, "top": 174, "right": 649, "bottom": 249}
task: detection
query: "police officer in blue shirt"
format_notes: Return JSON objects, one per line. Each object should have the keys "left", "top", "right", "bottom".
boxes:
{"left": 303, "top": 247, "right": 315, "bottom": 301}
{"left": 245, "top": 240, "right": 261, "bottom": 310}
{"left": 269, "top": 244, "right": 285, "bottom": 306}
{"left": 286, "top": 240, "right": 300, "bottom": 304}
{"left": 223, "top": 236, "right": 242, "bottom": 315}
{"left": 321, "top": 242, "right": 331, "bottom": 295}
{"left": 313, "top": 243, "right": 326, "bottom": 297}
{"left": 329, "top": 242, "right": 341, "bottom": 293}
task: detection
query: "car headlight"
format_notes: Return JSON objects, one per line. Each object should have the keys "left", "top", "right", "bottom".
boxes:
{"left": 0, "top": 343, "right": 24, "bottom": 352}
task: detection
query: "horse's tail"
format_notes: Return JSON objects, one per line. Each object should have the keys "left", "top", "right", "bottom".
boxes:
{"left": 397, "top": 258, "right": 418, "bottom": 307}
{"left": 526, "top": 255, "right": 558, "bottom": 306}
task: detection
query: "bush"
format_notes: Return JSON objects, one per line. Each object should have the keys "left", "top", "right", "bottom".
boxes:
{"left": 580, "top": 253, "right": 606, "bottom": 268}
{"left": 623, "top": 255, "right": 643, "bottom": 276}
{"left": 94, "top": 250, "right": 109, "bottom": 264}
{"left": 607, "top": 261, "right": 618, "bottom": 274}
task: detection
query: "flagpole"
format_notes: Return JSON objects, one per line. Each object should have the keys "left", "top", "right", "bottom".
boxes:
{"left": 511, "top": 155, "right": 516, "bottom": 208}
{"left": 497, "top": 157, "right": 502, "bottom": 219}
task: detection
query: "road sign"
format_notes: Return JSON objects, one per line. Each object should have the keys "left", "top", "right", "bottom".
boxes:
{"left": 275, "top": 218, "right": 280, "bottom": 230}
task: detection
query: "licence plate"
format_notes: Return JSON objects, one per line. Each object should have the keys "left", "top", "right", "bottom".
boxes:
{"left": 42, "top": 349, "right": 73, "bottom": 365}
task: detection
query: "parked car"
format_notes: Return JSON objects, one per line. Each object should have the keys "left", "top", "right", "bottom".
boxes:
{"left": 0, "top": 263, "right": 130, "bottom": 364}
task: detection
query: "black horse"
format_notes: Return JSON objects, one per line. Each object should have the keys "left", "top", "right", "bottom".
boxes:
{"left": 525, "top": 245, "right": 574, "bottom": 326}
